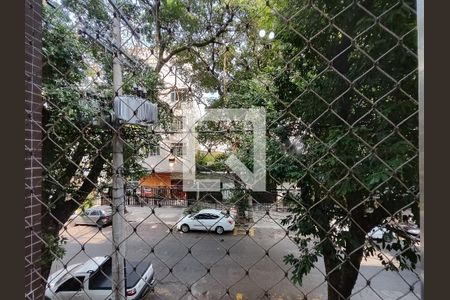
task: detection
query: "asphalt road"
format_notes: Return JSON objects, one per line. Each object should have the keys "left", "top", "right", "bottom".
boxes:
{"left": 51, "top": 208, "right": 422, "bottom": 300}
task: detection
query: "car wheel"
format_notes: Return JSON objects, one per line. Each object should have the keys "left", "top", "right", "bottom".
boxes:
{"left": 181, "top": 224, "right": 190, "bottom": 233}
{"left": 216, "top": 226, "right": 224, "bottom": 235}
{"left": 96, "top": 220, "right": 105, "bottom": 228}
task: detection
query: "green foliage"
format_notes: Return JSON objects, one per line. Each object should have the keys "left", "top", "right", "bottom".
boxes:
{"left": 81, "top": 195, "right": 95, "bottom": 210}
{"left": 183, "top": 202, "right": 207, "bottom": 215}
{"left": 41, "top": 3, "right": 162, "bottom": 275}
{"left": 209, "top": 0, "right": 419, "bottom": 296}
{"left": 41, "top": 234, "right": 67, "bottom": 268}
{"left": 283, "top": 251, "right": 319, "bottom": 285}
{"left": 42, "top": 1, "right": 420, "bottom": 296}
{"left": 227, "top": 189, "right": 248, "bottom": 219}
{"left": 42, "top": 3, "right": 162, "bottom": 203}
{"left": 196, "top": 151, "right": 229, "bottom": 172}
{"left": 275, "top": 0, "right": 418, "bottom": 292}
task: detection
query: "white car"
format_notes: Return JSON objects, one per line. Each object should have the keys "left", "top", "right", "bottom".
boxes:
{"left": 45, "top": 256, "right": 155, "bottom": 300}
{"left": 176, "top": 209, "right": 235, "bottom": 234}
{"left": 368, "top": 226, "right": 395, "bottom": 241}
{"left": 368, "top": 224, "right": 420, "bottom": 242}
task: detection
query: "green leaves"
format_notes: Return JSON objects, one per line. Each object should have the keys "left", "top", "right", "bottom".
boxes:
{"left": 41, "top": 234, "right": 67, "bottom": 268}
{"left": 367, "top": 170, "right": 390, "bottom": 187}
{"left": 206, "top": 0, "right": 420, "bottom": 295}
{"left": 283, "top": 250, "right": 320, "bottom": 285}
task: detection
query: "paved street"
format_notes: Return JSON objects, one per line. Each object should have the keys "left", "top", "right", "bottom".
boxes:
{"left": 51, "top": 207, "right": 422, "bottom": 300}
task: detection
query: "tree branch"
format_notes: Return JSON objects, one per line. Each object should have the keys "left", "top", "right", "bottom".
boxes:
{"left": 153, "top": 0, "right": 166, "bottom": 72}
{"left": 156, "top": 11, "right": 235, "bottom": 72}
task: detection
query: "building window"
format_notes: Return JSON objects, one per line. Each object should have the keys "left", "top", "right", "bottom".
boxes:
{"left": 170, "top": 88, "right": 189, "bottom": 103}
{"left": 149, "top": 145, "right": 160, "bottom": 156}
{"left": 172, "top": 143, "right": 183, "bottom": 157}
{"left": 172, "top": 116, "right": 183, "bottom": 131}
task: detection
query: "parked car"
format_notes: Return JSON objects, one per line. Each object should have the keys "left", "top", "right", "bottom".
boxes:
{"left": 45, "top": 256, "right": 155, "bottom": 300}
{"left": 368, "top": 226, "right": 396, "bottom": 241}
{"left": 176, "top": 209, "right": 235, "bottom": 234}
{"left": 368, "top": 224, "right": 420, "bottom": 243}
{"left": 73, "top": 205, "right": 113, "bottom": 228}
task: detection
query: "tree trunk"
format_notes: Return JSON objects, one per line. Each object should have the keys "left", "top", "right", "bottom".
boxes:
{"left": 323, "top": 229, "right": 366, "bottom": 300}
{"left": 40, "top": 153, "right": 106, "bottom": 281}
{"left": 247, "top": 195, "right": 253, "bottom": 221}
{"left": 230, "top": 173, "right": 248, "bottom": 224}
{"left": 324, "top": 248, "right": 364, "bottom": 300}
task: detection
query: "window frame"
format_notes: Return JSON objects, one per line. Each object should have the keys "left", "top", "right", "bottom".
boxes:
{"left": 207, "top": 213, "right": 220, "bottom": 219}
{"left": 172, "top": 116, "right": 184, "bottom": 131}
{"left": 149, "top": 145, "right": 160, "bottom": 156}
{"left": 172, "top": 143, "right": 183, "bottom": 157}
{"left": 194, "top": 214, "right": 208, "bottom": 220}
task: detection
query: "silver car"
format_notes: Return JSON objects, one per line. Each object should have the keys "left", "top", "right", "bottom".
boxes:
{"left": 74, "top": 206, "right": 113, "bottom": 228}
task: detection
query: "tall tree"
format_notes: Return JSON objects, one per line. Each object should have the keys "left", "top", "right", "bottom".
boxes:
{"left": 41, "top": 3, "right": 161, "bottom": 279}
{"left": 41, "top": 0, "right": 247, "bottom": 279}
{"left": 212, "top": 0, "right": 419, "bottom": 299}
{"left": 272, "top": 1, "right": 419, "bottom": 299}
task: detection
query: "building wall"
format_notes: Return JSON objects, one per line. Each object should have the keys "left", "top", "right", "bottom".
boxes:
{"left": 139, "top": 173, "right": 188, "bottom": 199}
{"left": 25, "top": 0, "right": 43, "bottom": 299}
{"left": 139, "top": 58, "right": 203, "bottom": 175}
{"left": 140, "top": 173, "right": 172, "bottom": 187}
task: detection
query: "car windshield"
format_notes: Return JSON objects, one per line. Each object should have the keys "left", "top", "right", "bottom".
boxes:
{"left": 54, "top": 265, "right": 82, "bottom": 286}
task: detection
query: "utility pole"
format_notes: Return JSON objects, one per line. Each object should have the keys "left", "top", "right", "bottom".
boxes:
{"left": 111, "top": 1, "right": 126, "bottom": 298}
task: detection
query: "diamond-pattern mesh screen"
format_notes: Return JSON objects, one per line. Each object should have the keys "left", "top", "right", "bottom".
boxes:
{"left": 37, "top": 0, "right": 421, "bottom": 299}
